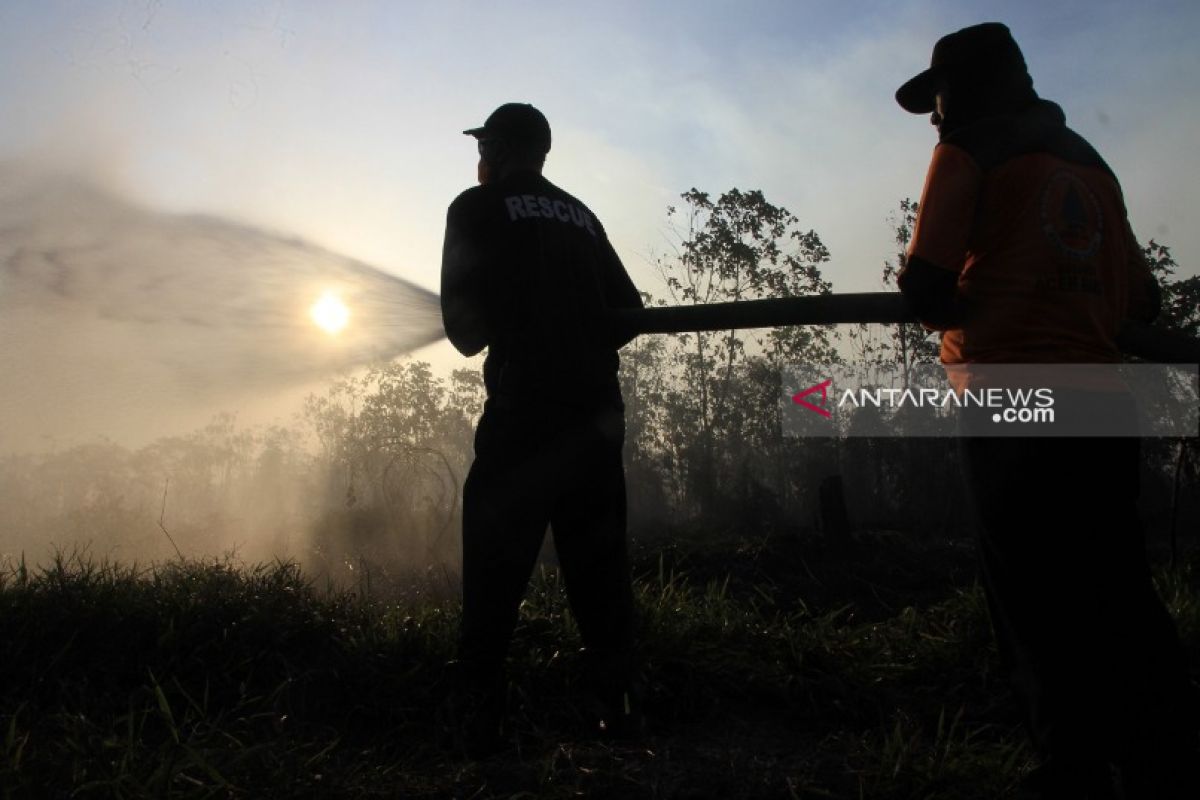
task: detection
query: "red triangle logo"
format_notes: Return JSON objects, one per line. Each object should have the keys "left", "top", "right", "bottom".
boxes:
{"left": 792, "top": 379, "right": 833, "bottom": 418}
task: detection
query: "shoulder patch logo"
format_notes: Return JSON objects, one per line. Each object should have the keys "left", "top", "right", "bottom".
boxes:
{"left": 1040, "top": 171, "right": 1103, "bottom": 260}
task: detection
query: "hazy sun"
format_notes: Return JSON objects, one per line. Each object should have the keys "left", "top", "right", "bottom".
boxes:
{"left": 310, "top": 291, "right": 350, "bottom": 334}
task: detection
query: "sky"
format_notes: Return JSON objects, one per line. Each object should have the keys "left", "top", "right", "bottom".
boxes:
{"left": 0, "top": 0, "right": 1197, "bottom": 427}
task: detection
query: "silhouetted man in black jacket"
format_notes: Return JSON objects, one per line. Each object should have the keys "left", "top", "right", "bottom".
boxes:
{"left": 441, "top": 103, "right": 644, "bottom": 754}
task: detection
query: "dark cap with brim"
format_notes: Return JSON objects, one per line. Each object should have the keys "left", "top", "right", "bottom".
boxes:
{"left": 896, "top": 68, "right": 945, "bottom": 115}
{"left": 463, "top": 102, "right": 551, "bottom": 153}
{"left": 896, "top": 22, "right": 1029, "bottom": 114}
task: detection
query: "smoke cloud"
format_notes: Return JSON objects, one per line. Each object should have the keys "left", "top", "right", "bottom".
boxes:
{"left": 0, "top": 163, "right": 444, "bottom": 451}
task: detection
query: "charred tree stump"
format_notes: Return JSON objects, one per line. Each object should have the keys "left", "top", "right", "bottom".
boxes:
{"left": 819, "top": 475, "right": 851, "bottom": 543}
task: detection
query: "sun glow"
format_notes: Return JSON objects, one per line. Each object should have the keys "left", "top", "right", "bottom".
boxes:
{"left": 310, "top": 291, "right": 350, "bottom": 334}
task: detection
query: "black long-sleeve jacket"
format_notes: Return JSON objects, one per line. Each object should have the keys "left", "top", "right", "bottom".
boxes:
{"left": 441, "top": 169, "right": 643, "bottom": 403}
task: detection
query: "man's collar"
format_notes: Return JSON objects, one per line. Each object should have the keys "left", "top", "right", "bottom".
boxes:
{"left": 939, "top": 99, "right": 1065, "bottom": 145}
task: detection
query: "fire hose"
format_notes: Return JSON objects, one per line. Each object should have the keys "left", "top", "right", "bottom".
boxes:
{"left": 609, "top": 292, "right": 1200, "bottom": 365}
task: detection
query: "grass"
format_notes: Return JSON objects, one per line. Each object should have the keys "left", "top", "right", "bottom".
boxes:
{"left": 0, "top": 535, "right": 1196, "bottom": 799}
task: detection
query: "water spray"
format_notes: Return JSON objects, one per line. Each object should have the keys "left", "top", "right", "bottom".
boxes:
{"left": 0, "top": 164, "right": 444, "bottom": 448}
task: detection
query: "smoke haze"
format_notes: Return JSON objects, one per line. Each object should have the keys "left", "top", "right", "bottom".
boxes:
{"left": 0, "top": 163, "right": 444, "bottom": 451}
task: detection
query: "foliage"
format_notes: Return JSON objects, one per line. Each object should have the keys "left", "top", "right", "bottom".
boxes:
{"left": 0, "top": 360, "right": 486, "bottom": 582}
{"left": 301, "top": 360, "right": 484, "bottom": 574}
{"left": 0, "top": 415, "right": 315, "bottom": 565}
{"left": 631, "top": 188, "right": 838, "bottom": 523}
{"left": 1143, "top": 239, "right": 1200, "bottom": 338}
{"left": 874, "top": 198, "right": 941, "bottom": 371}
{"left": 16, "top": 535, "right": 1176, "bottom": 798}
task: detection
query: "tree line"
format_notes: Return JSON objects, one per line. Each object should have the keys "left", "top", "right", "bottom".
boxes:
{"left": 2, "top": 190, "right": 1196, "bottom": 577}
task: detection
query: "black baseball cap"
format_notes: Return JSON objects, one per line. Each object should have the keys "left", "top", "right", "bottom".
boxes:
{"left": 896, "top": 22, "right": 1030, "bottom": 114}
{"left": 463, "top": 103, "right": 552, "bottom": 153}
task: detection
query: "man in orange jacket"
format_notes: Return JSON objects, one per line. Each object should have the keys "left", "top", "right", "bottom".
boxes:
{"left": 896, "top": 23, "right": 1197, "bottom": 799}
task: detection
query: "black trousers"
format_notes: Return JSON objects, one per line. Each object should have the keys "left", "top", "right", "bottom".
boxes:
{"left": 958, "top": 428, "right": 1196, "bottom": 773}
{"left": 458, "top": 396, "right": 635, "bottom": 682}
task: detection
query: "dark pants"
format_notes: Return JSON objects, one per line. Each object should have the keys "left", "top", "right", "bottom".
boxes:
{"left": 958, "top": 425, "right": 1197, "bottom": 787}
{"left": 458, "top": 396, "right": 635, "bottom": 683}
